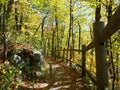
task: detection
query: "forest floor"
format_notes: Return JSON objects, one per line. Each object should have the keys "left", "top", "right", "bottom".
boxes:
{"left": 18, "top": 56, "right": 91, "bottom": 90}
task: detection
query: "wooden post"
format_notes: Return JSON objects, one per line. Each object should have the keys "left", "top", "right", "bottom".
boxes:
{"left": 82, "top": 45, "right": 86, "bottom": 78}
{"left": 93, "top": 21, "right": 108, "bottom": 90}
{"left": 49, "top": 63, "right": 52, "bottom": 75}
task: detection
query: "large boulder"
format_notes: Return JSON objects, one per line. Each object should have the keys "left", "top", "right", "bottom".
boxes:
{"left": 33, "top": 51, "right": 44, "bottom": 69}
{"left": 14, "top": 49, "right": 44, "bottom": 69}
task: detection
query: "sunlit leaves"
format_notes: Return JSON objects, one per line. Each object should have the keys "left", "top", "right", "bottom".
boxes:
{"left": 0, "top": 0, "right": 8, "bottom": 4}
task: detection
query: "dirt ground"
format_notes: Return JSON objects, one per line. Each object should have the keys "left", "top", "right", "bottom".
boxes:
{"left": 18, "top": 58, "right": 91, "bottom": 90}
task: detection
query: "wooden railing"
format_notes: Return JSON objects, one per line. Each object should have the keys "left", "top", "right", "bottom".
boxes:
{"left": 55, "top": 5, "right": 120, "bottom": 90}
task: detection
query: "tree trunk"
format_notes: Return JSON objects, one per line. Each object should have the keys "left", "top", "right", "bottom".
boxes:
{"left": 19, "top": 13, "right": 23, "bottom": 34}
{"left": 0, "top": 4, "right": 2, "bottom": 43}
{"left": 78, "top": 21, "right": 81, "bottom": 51}
{"left": 67, "top": 0, "right": 73, "bottom": 65}
{"left": 52, "top": 24, "right": 55, "bottom": 59}
{"left": 55, "top": 16, "right": 59, "bottom": 58}
{"left": 109, "top": 39, "right": 116, "bottom": 90}
{"left": 116, "top": 51, "right": 119, "bottom": 82}
{"left": 3, "top": 3, "right": 7, "bottom": 62}
{"left": 6, "top": 0, "right": 14, "bottom": 17}
{"left": 41, "top": 15, "right": 47, "bottom": 55}
{"left": 95, "top": 0, "right": 101, "bottom": 22}
{"left": 2, "top": 0, "right": 14, "bottom": 62}
{"left": 71, "top": 17, "right": 74, "bottom": 59}
{"left": 15, "top": 1, "right": 19, "bottom": 31}
{"left": 106, "top": 1, "right": 116, "bottom": 89}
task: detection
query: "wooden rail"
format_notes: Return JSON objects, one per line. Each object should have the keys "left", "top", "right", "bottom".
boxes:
{"left": 85, "top": 5, "right": 120, "bottom": 52}
{"left": 54, "top": 5, "right": 120, "bottom": 90}
{"left": 56, "top": 49, "right": 82, "bottom": 52}
{"left": 85, "top": 42, "right": 94, "bottom": 51}
{"left": 100, "top": 5, "right": 120, "bottom": 43}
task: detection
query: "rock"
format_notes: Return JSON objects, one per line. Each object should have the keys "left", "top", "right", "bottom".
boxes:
{"left": 33, "top": 51, "right": 44, "bottom": 69}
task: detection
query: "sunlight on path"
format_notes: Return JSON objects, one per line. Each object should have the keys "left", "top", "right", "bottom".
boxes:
{"left": 46, "top": 60, "right": 90, "bottom": 90}
{"left": 18, "top": 58, "right": 90, "bottom": 90}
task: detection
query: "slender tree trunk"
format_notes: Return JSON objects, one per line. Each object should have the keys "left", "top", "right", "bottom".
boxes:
{"left": 6, "top": 0, "right": 14, "bottom": 31}
{"left": 6, "top": 0, "right": 14, "bottom": 19}
{"left": 90, "top": 26, "right": 94, "bottom": 72}
{"left": 95, "top": 0, "right": 101, "bottom": 22}
{"left": 41, "top": 15, "right": 47, "bottom": 55}
{"left": 116, "top": 50, "right": 119, "bottom": 82}
{"left": 0, "top": 4, "right": 2, "bottom": 43}
{"left": 52, "top": 24, "right": 55, "bottom": 59}
{"left": 3, "top": 3, "right": 7, "bottom": 62}
{"left": 15, "top": 1, "right": 19, "bottom": 31}
{"left": 67, "top": 0, "right": 73, "bottom": 65}
{"left": 0, "top": 4, "right": 2, "bottom": 28}
{"left": 71, "top": 0, "right": 74, "bottom": 63}
{"left": 19, "top": 13, "right": 23, "bottom": 34}
{"left": 15, "top": 0, "right": 23, "bottom": 35}
{"left": 47, "top": 38, "right": 50, "bottom": 56}
{"left": 1, "top": 1, "right": 14, "bottom": 62}
{"left": 71, "top": 16, "right": 74, "bottom": 59}
{"left": 106, "top": 1, "right": 116, "bottom": 89}
{"left": 55, "top": 16, "right": 59, "bottom": 57}
{"left": 44, "top": 39, "right": 47, "bottom": 56}
{"left": 78, "top": 21, "right": 81, "bottom": 53}
{"left": 109, "top": 39, "right": 116, "bottom": 90}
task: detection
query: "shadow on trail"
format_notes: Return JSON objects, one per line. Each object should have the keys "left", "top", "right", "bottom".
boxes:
{"left": 47, "top": 61, "right": 89, "bottom": 90}
{"left": 18, "top": 60, "right": 90, "bottom": 90}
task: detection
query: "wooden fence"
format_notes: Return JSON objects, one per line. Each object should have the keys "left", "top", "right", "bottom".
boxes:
{"left": 55, "top": 5, "right": 120, "bottom": 90}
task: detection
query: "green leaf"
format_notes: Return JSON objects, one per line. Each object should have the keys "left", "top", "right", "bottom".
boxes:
{"left": 9, "top": 70, "right": 13, "bottom": 74}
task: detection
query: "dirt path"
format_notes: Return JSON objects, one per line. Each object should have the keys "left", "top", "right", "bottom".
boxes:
{"left": 18, "top": 60, "right": 90, "bottom": 90}
{"left": 47, "top": 61, "right": 90, "bottom": 90}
